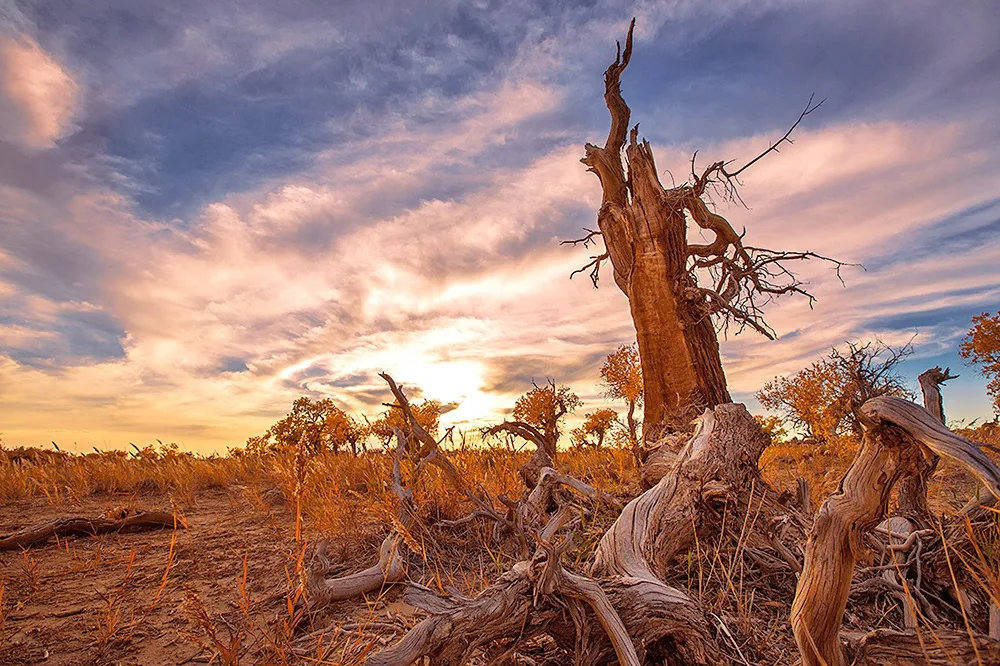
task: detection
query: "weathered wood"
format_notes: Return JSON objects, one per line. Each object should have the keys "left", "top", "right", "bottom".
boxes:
{"left": 898, "top": 366, "right": 957, "bottom": 520}
{"left": 308, "top": 430, "right": 417, "bottom": 608}
{"left": 580, "top": 18, "right": 729, "bottom": 435}
{"left": 796, "top": 476, "right": 812, "bottom": 515}
{"left": 848, "top": 628, "right": 1000, "bottom": 664}
{"left": 0, "top": 510, "right": 184, "bottom": 551}
{"left": 308, "top": 535, "right": 408, "bottom": 606}
{"left": 366, "top": 558, "right": 720, "bottom": 666}
{"left": 578, "top": 20, "right": 841, "bottom": 437}
{"left": 594, "top": 403, "right": 772, "bottom": 582}
{"left": 366, "top": 402, "right": 779, "bottom": 665}
{"left": 791, "top": 396, "right": 1000, "bottom": 666}
{"left": 637, "top": 431, "right": 686, "bottom": 487}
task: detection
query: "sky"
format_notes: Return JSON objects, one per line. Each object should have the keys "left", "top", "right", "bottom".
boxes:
{"left": 1, "top": 0, "right": 998, "bottom": 454}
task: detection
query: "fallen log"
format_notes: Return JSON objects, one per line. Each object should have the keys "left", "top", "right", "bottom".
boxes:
{"left": 848, "top": 627, "right": 1000, "bottom": 665}
{"left": 0, "top": 510, "right": 184, "bottom": 550}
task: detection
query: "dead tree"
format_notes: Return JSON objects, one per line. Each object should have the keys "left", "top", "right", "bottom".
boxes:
{"left": 482, "top": 420, "right": 554, "bottom": 488}
{"left": 897, "top": 366, "right": 957, "bottom": 522}
{"left": 791, "top": 395, "right": 1000, "bottom": 666}
{"left": 308, "top": 374, "right": 513, "bottom": 610}
{"left": 482, "top": 380, "right": 578, "bottom": 487}
{"left": 570, "top": 18, "right": 846, "bottom": 438}
{"left": 363, "top": 403, "right": 803, "bottom": 665}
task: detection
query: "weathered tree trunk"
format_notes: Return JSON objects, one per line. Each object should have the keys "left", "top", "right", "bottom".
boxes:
{"left": 897, "top": 366, "right": 955, "bottom": 521}
{"left": 849, "top": 629, "right": 1000, "bottom": 665}
{"left": 595, "top": 403, "right": 772, "bottom": 581}
{"left": 581, "top": 22, "right": 730, "bottom": 438}
{"left": 791, "top": 396, "right": 1000, "bottom": 666}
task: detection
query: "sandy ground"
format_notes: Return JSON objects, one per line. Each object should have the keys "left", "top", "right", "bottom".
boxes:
{"left": 0, "top": 488, "right": 307, "bottom": 665}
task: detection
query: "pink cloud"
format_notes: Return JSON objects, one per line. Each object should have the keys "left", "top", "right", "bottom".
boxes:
{"left": 0, "top": 35, "right": 78, "bottom": 148}
{"left": 2, "top": 97, "right": 998, "bottom": 451}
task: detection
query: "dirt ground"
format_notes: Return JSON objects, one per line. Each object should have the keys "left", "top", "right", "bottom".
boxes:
{"left": 0, "top": 488, "right": 318, "bottom": 665}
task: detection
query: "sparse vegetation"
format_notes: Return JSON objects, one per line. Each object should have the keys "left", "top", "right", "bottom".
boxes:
{"left": 2, "top": 15, "right": 998, "bottom": 666}
{"left": 2, "top": 400, "right": 998, "bottom": 664}
{"left": 757, "top": 338, "right": 913, "bottom": 441}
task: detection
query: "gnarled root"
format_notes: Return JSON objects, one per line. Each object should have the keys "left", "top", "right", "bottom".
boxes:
{"left": 307, "top": 535, "right": 409, "bottom": 608}
{"left": 367, "top": 550, "right": 719, "bottom": 666}
{"left": 368, "top": 402, "right": 789, "bottom": 665}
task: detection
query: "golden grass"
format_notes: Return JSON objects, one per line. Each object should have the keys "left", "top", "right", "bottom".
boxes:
{"left": 2, "top": 427, "right": 999, "bottom": 664}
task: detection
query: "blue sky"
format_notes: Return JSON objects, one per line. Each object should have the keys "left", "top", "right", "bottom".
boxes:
{"left": 1, "top": 0, "right": 998, "bottom": 452}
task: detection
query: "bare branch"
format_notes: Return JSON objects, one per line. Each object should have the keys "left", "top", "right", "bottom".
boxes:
{"left": 726, "top": 93, "right": 825, "bottom": 179}
{"left": 560, "top": 227, "right": 602, "bottom": 248}
{"left": 601, "top": 17, "right": 635, "bottom": 156}
{"left": 569, "top": 251, "right": 609, "bottom": 288}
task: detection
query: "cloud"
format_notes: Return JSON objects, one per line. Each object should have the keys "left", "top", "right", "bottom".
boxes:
{"left": 2, "top": 1, "right": 999, "bottom": 452}
{"left": 0, "top": 35, "right": 78, "bottom": 148}
{"left": 5, "top": 114, "right": 999, "bottom": 452}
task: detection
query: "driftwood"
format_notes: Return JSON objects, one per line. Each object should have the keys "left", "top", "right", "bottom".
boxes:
{"left": 791, "top": 395, "right": 1000, "bottom": 666}
{"left": 307, "top": 431, "right": 416, "bottom": 609}
{"left": 0, "top": 510, "right": 184, "bottom": 551}
{"left": 362, "top": 402, "right": 799, "bottom": 665}
{"left": 897, "top": 366, "right": 957, "bottom": 522}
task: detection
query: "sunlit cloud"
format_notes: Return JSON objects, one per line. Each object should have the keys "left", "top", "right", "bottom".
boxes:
{"left": 1, "top": 1, "right": 999, "bottom": 452}
{"left": 0, "top": 35, "right": 78, "bottom": 148}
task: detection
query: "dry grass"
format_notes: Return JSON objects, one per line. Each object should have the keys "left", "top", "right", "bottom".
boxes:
{"left": 1, "top": 427, "right": 998, "bottom": 664}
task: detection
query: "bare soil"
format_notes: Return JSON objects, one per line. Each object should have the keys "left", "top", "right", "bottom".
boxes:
{"left": 0, "top": 488, "right": 307, "bottom": 665}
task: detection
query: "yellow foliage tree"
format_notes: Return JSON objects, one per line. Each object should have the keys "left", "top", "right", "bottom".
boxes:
{"left": 570, "top": 408, "right": 621, "bottom": 448}
{"left": 960, "top": 311, "right": 1000, "bottom": 415}
{"left": 368, "top": 399, "right": 442, "bottom": 446}
{"left": 246, "top": 397, "right": 366, "bottom": 455}
{"left": 511, "top": 382, "right": 582, "bottom": 448}
{"left": 600, "top": 343, "right": 642, "bottom": 448}
{"left": 757, "top": 339, "right": 912, "bottom": 441}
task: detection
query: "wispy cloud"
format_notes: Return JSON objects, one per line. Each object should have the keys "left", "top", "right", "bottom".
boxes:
{"left": 0, "top": 35, "right": 78, "bottom": 148}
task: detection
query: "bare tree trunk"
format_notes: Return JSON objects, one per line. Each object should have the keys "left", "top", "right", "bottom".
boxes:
{"left": 580, "top": 22, "right": 730, "bottom": 438}
{"left": 897, "top": 366, "right": 955, "bottom": 521}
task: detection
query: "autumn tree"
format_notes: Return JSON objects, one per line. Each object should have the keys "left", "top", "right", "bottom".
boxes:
{"left": 570, "top": 408, "right": 621, "bottom": 448}
{"left": 756, "top": 339, "right": 912, "bottom": 441}
{"left": 368, "top": 398, "right": 442, "bottom": 447}
{"left": 960, "top": 311, "right": 1000, "bottom": 415}
{"left": 601, "top": 343, "right": 642, "bottom": 450}
{"left": 568, "top": 19, "right": 845, "bottom": 439}
{"left": 246, "top": 397, "right": 365, "bottom": 455}
{"left": 484, "top": 381, "right": 581, "bottom": 486}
